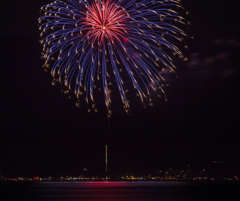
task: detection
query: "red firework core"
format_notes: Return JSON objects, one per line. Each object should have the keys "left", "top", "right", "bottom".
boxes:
{"left": 82, "top": 0, "right": 128, "bottom": 45}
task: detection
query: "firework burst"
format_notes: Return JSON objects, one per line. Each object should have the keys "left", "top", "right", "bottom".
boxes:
{"left": 39, "top": 0, "right": 188, "bottom": 110}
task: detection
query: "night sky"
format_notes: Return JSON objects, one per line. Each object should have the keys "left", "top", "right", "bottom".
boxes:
{"left": 0, "top": 0, "right": 239, "bottom": 177}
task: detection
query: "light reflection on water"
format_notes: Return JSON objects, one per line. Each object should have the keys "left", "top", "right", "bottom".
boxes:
{"left": 29, "top": 181, "right": 190, "bottom": 201}
{"left": 1, "top": 181, "right": 239, "bottom": 201}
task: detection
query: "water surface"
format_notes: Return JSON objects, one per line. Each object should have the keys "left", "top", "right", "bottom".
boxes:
{"left": 1, "top": 181, "right": 239, "bottom": 201}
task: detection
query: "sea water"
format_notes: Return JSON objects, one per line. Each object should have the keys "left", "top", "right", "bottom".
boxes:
{"left": 0, "top": 181, "right": 239, "bottom": 201}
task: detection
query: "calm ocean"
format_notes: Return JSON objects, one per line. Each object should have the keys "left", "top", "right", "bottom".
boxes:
{"left": 0, "top": 181, "right": 239, "bottom": 201}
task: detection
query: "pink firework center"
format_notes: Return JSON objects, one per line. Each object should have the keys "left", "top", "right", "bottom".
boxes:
{"left": 82, "top": 0, "right": 128, "bottom": 45}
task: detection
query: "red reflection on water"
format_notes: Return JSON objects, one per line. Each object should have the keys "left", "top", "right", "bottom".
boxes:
{"left": 76, "top": 181, "right": 134, "bottom": 188}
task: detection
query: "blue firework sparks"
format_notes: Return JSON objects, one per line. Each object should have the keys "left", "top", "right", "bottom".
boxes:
{"left": 39, "top": 0, "right": 187, "bottom": 110}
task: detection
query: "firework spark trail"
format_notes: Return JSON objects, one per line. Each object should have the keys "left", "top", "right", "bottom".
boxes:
{"left": 39, "top": 0, "right": 187, "bottom": 110}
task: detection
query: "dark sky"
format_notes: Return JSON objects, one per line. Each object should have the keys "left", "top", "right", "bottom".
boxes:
{"left": 0, "top": 0, "right": 239, "bottom": 177}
